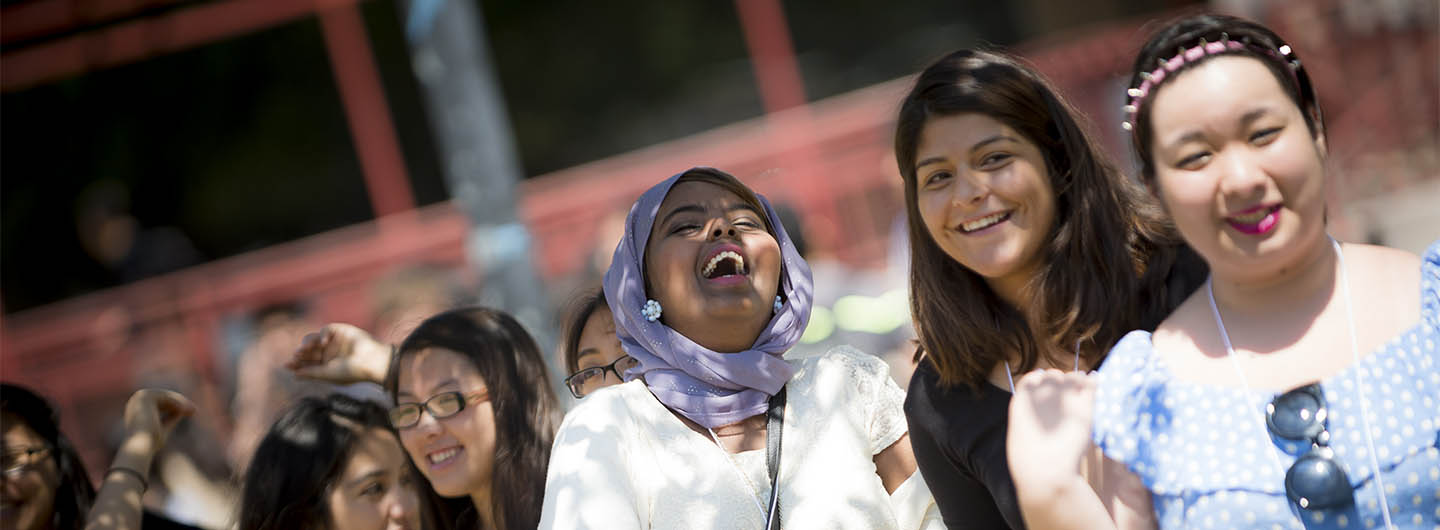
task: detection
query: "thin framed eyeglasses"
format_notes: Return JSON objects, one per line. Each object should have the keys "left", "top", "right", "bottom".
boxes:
{"left": 1266, "top": 383, "right": 1352, "bottom": 510}
{"left": 2, "top": 445, "right": 51, "bottom": 476}
{"left": 564, "top": 355, "right": 640, "bottom": 399}
{"left": 389, "top": 390, "right": 489, "bottom": 430}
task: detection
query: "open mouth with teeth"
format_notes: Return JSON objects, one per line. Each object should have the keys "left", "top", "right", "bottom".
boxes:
{"left": 959, "top": 211, "right": 1012, "bottom": 234}
{"left": 426, "top": 446, "right": 463, "bottom": 469}
{"left": 702, "top": 250, "right": 748, "bottom": 279}
{"left": 699, "top": 244, "right": 754, "bottom": 285}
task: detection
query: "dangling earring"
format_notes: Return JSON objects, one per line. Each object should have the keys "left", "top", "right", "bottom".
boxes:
{"left": 773, "top": 295, "right": 783, "bottom": 314}
{"left": 642, "top": 299, "right": 663, "bottom": 322}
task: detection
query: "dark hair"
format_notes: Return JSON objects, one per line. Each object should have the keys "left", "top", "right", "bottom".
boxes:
{"left": 1127, "top": 13, "right": 1323, "bottom": 185}
{"left": 0, "top": 383, "right": 95, "bottom": 530}
{"left": 237, "top": 393, "right": 433, "bottom": 530}
{"left": 387, "top": 307, "right": 561, "bottom": 530}
{"left": 560, "top": 288, "right": 609, "bottom": 375}
{"left": 894, "top": 49, "right": 1205, "bottom": 390}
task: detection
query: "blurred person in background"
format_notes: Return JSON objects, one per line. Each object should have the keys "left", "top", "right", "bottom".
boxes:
{"left": 893, "top": 49, "right": 1206, "bottom": 529}
{"left": 558, "top": 288, "right": 636, "bottom": 400}
{"left": 538, "top": 167, "right": 942, "bottom": 529}
{"left": 237, "top": 394, "right": 427, "bottom": 530}
{"left": 2, "top": 383, "right": 197, "bottom": 530}
{"left": 288, "top": 307, "right": 562, "bottom": 530}
{"left": 774, "top": 202, "right": 917, "bottom": 387}
{"left": 74, "top": 180, "right": 201, "bottom": 286}
{"left": 370, "top": 265, "right": 471, "bottom": 346}
{"left": 228, "top": 303, "right": 353, "bottom": 475}
{"left": 1008, "top": 14, "right": 1439, "bottom": 529}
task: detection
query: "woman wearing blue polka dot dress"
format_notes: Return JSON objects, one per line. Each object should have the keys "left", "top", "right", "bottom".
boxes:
{"left": 1005, "top": 13, "right": 1440, "bottom": 530}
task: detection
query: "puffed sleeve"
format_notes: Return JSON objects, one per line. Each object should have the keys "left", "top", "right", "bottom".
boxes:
{"left": 538, "top": 389, "right": 647, "bottom": 529}
{"left": 1422, "top": 239, "right": 1439, "bottom": 328}
{"left": 824, "top": 345, "right": 945, "bottom": 530}
{"left": 1090, "top": 330, "right": 1167, "bottom": 469}
{"left": 821, "top": 345, "right": 908, "bottom": 454}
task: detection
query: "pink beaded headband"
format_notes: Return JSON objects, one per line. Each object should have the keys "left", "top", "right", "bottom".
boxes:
{"left": 1121, "top": 34, "right": 1302, "bottom": 132}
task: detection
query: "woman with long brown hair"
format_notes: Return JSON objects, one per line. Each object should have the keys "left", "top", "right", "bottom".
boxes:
{"left": 895, "top": 49, "right": 1206, "bottom": 528}
{"left": 289, "top": 307, "right": 563, "bottom": 530}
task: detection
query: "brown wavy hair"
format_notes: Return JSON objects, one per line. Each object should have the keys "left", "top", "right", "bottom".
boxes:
{"left": 894, "top": 49, "right": 1206, "bottom": 390}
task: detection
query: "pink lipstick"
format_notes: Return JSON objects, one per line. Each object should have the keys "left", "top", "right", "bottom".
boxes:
{"left": 1226, "top": 204, "right": 1280, "bottom": 235}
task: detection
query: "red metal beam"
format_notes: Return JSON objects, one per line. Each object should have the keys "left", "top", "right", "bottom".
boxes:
{"left": 1, "top": 0, "right": 363, "bottom": 92}
{"left": 317, "top": 2, "right": 417, "bottom": 217}
{"left": 0, "top": 0, "right": 184, "bottom": 46}
{"left": 733, "top": 0, "right": 807, "bottom": 113}
{"left": 732, "top": 0, "right": 842, "bottom": 252}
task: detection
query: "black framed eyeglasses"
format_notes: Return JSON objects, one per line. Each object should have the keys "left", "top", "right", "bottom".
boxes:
{"left": 564, "top": 355, "right": 639, "bottom": 399}
{"left": 2, "top": 446, "right": 51, "bottom": 476}
{"left": 1266, "top": 383, "right": 1352, "bottom": 510}
{"left": 389, "top": 390, "right": 488, "bottom": 430}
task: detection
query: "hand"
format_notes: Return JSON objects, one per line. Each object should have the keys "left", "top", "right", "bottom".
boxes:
{"left": 122, "top": 389, "right": 196, "bottom": 452}
{"left": 1007, "top": 371, "right": 1121, "bottom": 530}
{"left": 1006, "top": 369, "right": 1096, "bottom": 488}
{"left": 286, "top": 323, "right": 391, "bottom": 385}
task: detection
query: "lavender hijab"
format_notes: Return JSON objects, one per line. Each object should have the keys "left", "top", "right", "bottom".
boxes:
{"left": 603, "top": 168, "right": 813, "bottom": 429}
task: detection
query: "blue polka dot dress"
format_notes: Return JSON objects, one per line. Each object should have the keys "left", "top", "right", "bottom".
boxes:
{"left": 1093, "top": 241, "right": 1440, "bottom": 529}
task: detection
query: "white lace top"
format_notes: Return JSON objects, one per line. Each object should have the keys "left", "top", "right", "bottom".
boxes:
{"left": 538, "top": 346, "right": 944, "bottom": 529}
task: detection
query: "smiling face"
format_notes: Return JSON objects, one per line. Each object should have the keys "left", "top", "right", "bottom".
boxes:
{"left": 1147, "top": 56, "right": 1327, "bottom": 280}
{"left": 568, "top": 306, "right": 636, "bottom": 397}
{"left": 325, "top": 427, "right": 422, "bottom": 530}
{"left": 913, "top": 113, "right": 1057, "bottom": 304}
{"left": 394, "top": 348, "right": 497, "bottom": 500}
{"left": 0, "top": 414, "right": 58, "bottom": 530}
{"left": 644, "top": 180, "right": 782, "bottom": 353}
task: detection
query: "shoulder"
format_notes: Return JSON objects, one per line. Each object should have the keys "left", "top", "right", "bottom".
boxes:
{"left": 1094, "top": 330, "right": 1172, "bottom": 414}
{"left": 555, "top": 380, "right": 652, "bottom": 437}
{"left": 1091, "top": 330, "right": 1170, "bottom": 465}
{"left": 1146, "top": 285, "right": 1218, "bottom": 367}
{"left": 1344, "top": 242, "right": 1422, "bottom": 285}
{"left": 905, "top": 359, "right": 1007, "bottom": 436}
{"left": 790, "top": 345, "right": 892, "bottom": 386}
{"left": 1096, "top": 330, "right": 1158, "bottom": 378}
{"left": 1341, "top": 242, "right": 1425, "bottom": 320}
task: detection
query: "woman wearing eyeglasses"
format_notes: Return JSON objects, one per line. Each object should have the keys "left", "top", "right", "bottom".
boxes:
{"left": 290, "top": 307, "right": 562, "bottom": 530}
{"left": 1, "top": 383, "right": 196, "bottom": 530}
{"left": 559, "top": 288, "right": 638, "bottom": 400}
{"left": 1006, "top": 14, "right": 1439, "bottom": 530}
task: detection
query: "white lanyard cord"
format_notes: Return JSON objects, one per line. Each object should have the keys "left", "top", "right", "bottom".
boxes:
{"left": 1333, "top": 239, "right": 1394, "bottom": 528}
{"left": 1207, "top": 278, "right": 1291, "bottom": 479}
{"left": 1208, "top": 238, "right": 1393, "bottom": 528}
{"left": 1004, "top": 339, "right": 1082, "bottom": 393}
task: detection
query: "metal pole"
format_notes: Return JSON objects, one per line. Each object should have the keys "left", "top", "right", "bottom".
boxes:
{"left": 396, "top": 0, "right": 563, "bottom": 400}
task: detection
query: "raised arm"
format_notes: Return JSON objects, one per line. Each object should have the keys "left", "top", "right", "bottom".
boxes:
{"left": 84, "top": 389, "right": 194, "bottom": 530}
{"left": 286, "top": 322, "right": 393, "bottom": 385}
